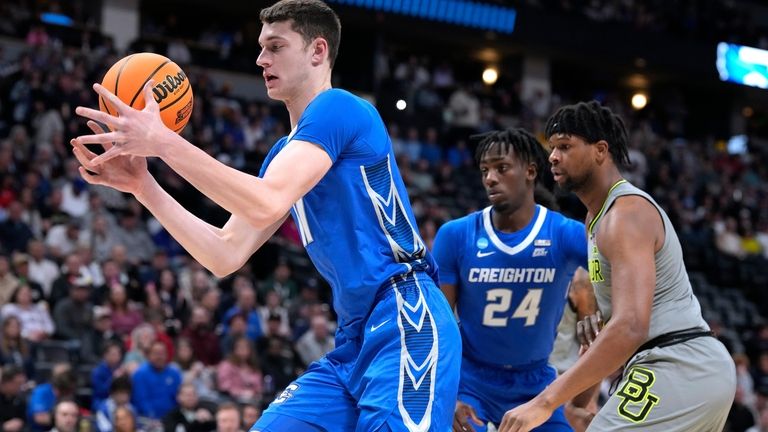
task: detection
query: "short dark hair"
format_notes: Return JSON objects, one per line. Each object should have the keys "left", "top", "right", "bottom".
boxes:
{"left": 52, "top": 369, "right": 76, "bottom": 394}
{"left": 473, "top": 128, "right": 551, "bottom": 184}
{"left": 0, "top": 365, "right": 25, "bottom": 383}
{"left": 109, "top": 375, "right": 132, "bottom": 394}
{"left": 260, "top": 0, "right": 342, "bottom": 68}
{"left": 545, "top": 100, "right": 631, "bottom": 168}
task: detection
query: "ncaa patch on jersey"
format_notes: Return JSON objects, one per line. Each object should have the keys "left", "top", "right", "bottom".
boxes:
{"left": 477, "top": 237, "right": 489, "bottom": 249}
{"left": 534, "top": 239, "right": 551, "bottom": 247}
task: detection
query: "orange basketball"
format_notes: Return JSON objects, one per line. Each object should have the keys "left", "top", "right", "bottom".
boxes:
{"left": 99, "top": 52, "right": 193, "bottom": 134}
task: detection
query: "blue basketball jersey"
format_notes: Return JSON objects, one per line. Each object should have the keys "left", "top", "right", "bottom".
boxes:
{"left": 259, "top": 89, "right": 437, "bottom": 336}
{"left": 433, "top": 205, "right": 586, "bottom": 367}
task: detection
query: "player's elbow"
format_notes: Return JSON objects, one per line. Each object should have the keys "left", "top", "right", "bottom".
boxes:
{"left": 613, "top": 314, "right": 650, "bottom": 348}
{"left": 209, "top": 255, "right": 248, "bottom": 279}
{"left": 245, "top": 203, "right": 286, "bottom": 231}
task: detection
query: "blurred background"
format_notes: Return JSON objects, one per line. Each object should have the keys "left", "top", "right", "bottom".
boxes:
{"left": 0, "top": 0, "right": 767, "bottom": 431}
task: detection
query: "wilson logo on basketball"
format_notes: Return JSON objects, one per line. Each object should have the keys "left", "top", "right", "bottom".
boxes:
{"left": 152, "top": 71, "right": 187, "bottom": 104}
{"left": 175, "top": 99, "right": 193, "bottom": 124}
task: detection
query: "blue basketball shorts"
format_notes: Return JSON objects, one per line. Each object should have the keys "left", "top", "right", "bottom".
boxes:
{"left": 251, "top": 271, "right": 461, "bottom": 431}
{"left": 458, "top": 356, "right": 571, "bottom": 432}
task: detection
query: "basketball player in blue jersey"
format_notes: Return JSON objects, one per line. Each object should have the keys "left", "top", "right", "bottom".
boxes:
{"left": 431, "top": 128, "right": 589, "bottom": 432}
{"left": 69, "top": 0, "right": 461, "bottom": 430}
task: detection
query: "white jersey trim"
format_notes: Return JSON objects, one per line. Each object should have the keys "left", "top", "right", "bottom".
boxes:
{"left": 482, "top": 205, "right": 548, "bottom": 256}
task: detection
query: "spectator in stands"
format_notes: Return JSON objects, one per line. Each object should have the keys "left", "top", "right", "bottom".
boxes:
{"left": 79, "top": 244, "right": 104, "bottom": 293}
{"left": 753, "top": 352, "right": 768, "bottom": 398}
{"left": 1, "top": 283, "right": 53, "bottom": 342}
{"left": 93, "top": 259, "right": 128, "bottom": 305}
{"left": 221, "top": 311, "right": 248, "bottom": 356}
{"left": 199, "top": 286, "right": 223, "bottom": 327}
{"left": 734, "top": 353, "right": 757, "bottom": 409}
{"left": 82, "top": 215, "right": 120, "bottom": 264}
{"left": 727, "top": 386, "right": 756, "bottom": 432}
{"left": 91, "top": 341, "right": 126, "bottom": 410}
{"left": 59, "top": 163, "right": 90, "bottom": 219}
{"left": 0, "top": 315, "right": 32, "bottom": 377}
{"left": 131, "top": 340, "right": 182, "bottom": 420}
{"left": 172, "top": 337, "right": 218, "bottom": 402}
{"left": 257, "top": 291, "right": 290, "bottom": 338}
{"left": 216, "top": 336, "right": 263, "bottom": 403}
{"left": 27, "top": 240, "right": 59, "bottom": 298}
{"left": 259, "top": 262, "right": 297, "bottom": 301}
{"left": 154, "top": 268, "right": 188, "bottom": 329}
{"left": 9, "top": 253, "right": 44, "bottom": 302}
{"left": 747, "top": 404, "right": 768, "bottom": 432}
{"left": 27, "top": 363, "right": 76, "bottom": 431}
{"left": 82, "top": 305, "right": 122, "bottom": 364}
{"left": 49, "top": 253, "right": 89, "bottom": 308}
{"left": 241, "top": 404, "right": 261, "bottom": 431}
{"left": 180, "top": 306, "right": 221, "bottom": 366}
{"left": 215, "top": 403, "right": 242, "bottom": 432}
{"left": 17, "top": 188, "right": 44, "bottom": 239}
{"left": 107, "top": 283, "right": 142, "bottom": 337}
{"left": 287, "top": 280, "right": 321, "bottom": 339}
{"left": 421, "top": 127, "right": 443, "bottom": 167}
{"left": 162, "top": 382, "right": 215, "bottom": 432}
{"left": 259, "top": 334, "right": 301, "bottom": 400}
{"left": 113, "top": 405, "right": 138, "bottom": 432}
{"left": 80, "top": 192, "right": 117, "bottom": 232}
{"left": 45, "top": 220, "right": 82, "bottom": 260}
{"left": 402, "top": 127, "right": 423, "bottom": 163}
{"left": 296, "top": 314, "right": 334, "bottom": 367}
{"left": 95, "top": 375, "right": 134, "bottom": 432}
{"left": 756, "top": 220, "right": 768, "bottom": 261}
{"left": 222, "top": 284, "right": 262, "bottom": 343}
{"left": 123, "top": 323, "right": 155, "bottom": 373}
{"left": 144, "top": 308, "right": 175, "bottom": 359}
{"left": 114, "top": 209, "right": 156, "bottom": 265}
{"left": 49, "top": 399, "right": 79, "bottom": 432}
{"left": 0, "top": 255, "right": 19, "bottom": 305}
{"left": 716, "top": 216, "right": 747, "bottom": 259}
{"left": 0, "top": 365, "right": 27, "bottom": 432}
{"left": 0, "top": 201, "right": 34, "bottom": 254}
{"left": 52, "top": 276, "right": 93, "bottom": 347}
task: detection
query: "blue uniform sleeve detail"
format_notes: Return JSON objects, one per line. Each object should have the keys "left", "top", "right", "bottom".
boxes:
{"left": 559, "top": 217, "right": 588, "bottom": 267}
{"left": 258, "top": 137, "right": 287, "bottom": 178}
{"left": 432, "top": 219, "right": 463, "bottom": 285}
{"left": 291, "top": 90, "right": 372, "bottom": 163}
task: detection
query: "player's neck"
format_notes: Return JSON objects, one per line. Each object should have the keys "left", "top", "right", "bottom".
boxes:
{"left": 286, "top": 74, "right": 332, "bottom": 128}
{"left": 578, "top": 166, "right": 624, "bottom": 217}
{"left": 491, "top": 199, "right": 536, "bottom": 233}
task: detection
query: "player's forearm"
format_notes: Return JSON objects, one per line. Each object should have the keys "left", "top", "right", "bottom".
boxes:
{"left": 537, "top": 319, "right": 645, "bottom": 410}
{"left": 159, "top": 133, "right": 284, "bottom": 229}
{"left": 134, "top": 176, "right": 249, "bottom": 277}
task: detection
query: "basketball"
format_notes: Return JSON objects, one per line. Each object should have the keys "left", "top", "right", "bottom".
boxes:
{"left": 99, "top": 52, "right": 193, "bottom": 134}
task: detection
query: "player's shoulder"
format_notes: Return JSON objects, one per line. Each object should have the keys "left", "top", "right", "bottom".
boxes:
{"left": 313, "top": 88, "right": 369, "bottom": 110}
{"left": 440, "top": 210, "right": 484, "bottom": 232}
{"left": 544, "top": 207, "right": 585, "bottom": 230}
{"left": 435, "top": 210, "right": 483, "bottom": 242}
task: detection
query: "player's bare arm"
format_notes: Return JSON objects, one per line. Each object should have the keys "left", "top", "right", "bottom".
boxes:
{"left": 72, "top": 120, "right": 288, "bottom": 277}
{"left": 565, "top": 267, "right": 600, "bottom": 431}
{"left": 440, "top": 283, "right": 457, "bottom": 308}
{"left": 498, "top": 195, "right": 660, "bottom": 432}
{"left": 72, "top": 81, "right": 333, "bottom": 231}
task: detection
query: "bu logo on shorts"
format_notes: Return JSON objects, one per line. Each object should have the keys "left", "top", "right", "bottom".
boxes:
{"left": 616, "top": 367, "right": 660, "bottom": 423}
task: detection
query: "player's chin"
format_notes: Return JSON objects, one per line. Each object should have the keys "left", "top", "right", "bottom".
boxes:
{"left": 491, "top": 201, "right": 511, "bottom": 213}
